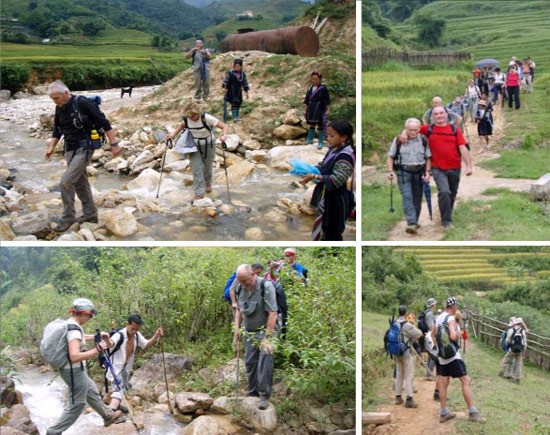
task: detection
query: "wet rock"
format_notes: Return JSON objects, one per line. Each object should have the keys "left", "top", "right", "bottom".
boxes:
{"left": 273, "top": 124, "right": 307, "bottom": 140}
{"left": 57, "top": 232, "right": 85, "bottom": 241}
{"left": 223, "top": 134, "right": 240, "bottom": 152}
{"left": 104, "top": 157, "right": 124, "bottom": 172}
{"left": 245, "top": 227, "right": 265, "bottom": 240}
{"left": 0, "top": 404, "right": 39, "bottom": 435}
{"left": 181, "top": 415, "right": 226, "bottom": 435}
{"left": 0, "top": 427, "right": 27, "bottom": 435}
{"left": 87, "top": 166, "right": 99, "bottom": 177}
{"left": 126, "top": 168, "right": 180, "bottom": 196}
{"left": 130, "top": 150, "right": 155, "bottom": 173}
{"left": 164, "top": 160, "right": 190, "bottom": 173}
{"left": 12, "top": 91, "right": 28, "bottom": 100}
{"left": 192, "top": 197, "right": 214, "bottom": 208}
{"left": 241, "top": 397, "right": 278, "bottom": 432}
{"left": 10, "top": 209, "right": 51, "bottom": 238}
{"left": 163, "top": 149, "right": 181, "bottom": 165}
{"left": 243, "top": 139, "right": 262, "bottom": 150}
{"left": 131, "top": 354, "right": 194, "bottom": 392}
{"left": 215, "top": 159, "right": 255, "bottom": 185}
{"left": 175, "top": 392, "right": 214, "bottom": 413}
{"left": 246, "top": 149, "right": 268, "bottom": 163}
{"left": 0, "top": 377, "right": 23, "bottom": 407}
{"left": 268, "top": 144, "right": 323, "bottom": 171}
{"left": 157, "top": 391, "right": 176, "bottom": 410}
{"left": 0, "top": 221, "right": 15, "bottom": 241}
{"left": 283, "top": 108, "right": 301, "bottom": 126}
{"left": 78, "top": 228, "right": 96, "bottom": 241}
{"left": 0, "top": 90, "right": 11, "bottom": 101}
{"left": 12, "top": 235, "right": 38, "bottom": 241}
{"left": 101, "top": 209, "right": 138, "bottom": 237}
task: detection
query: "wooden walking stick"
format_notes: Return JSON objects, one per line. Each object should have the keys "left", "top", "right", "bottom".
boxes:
{"left": 159, "top": 331, "right": 173, "bottom": 414}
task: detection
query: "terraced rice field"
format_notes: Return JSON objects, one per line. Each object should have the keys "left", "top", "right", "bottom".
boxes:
{"left": 394, "top": 247, "right": 550, "bottom": 284}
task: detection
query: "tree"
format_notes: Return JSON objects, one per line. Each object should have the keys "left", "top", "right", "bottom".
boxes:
{"left": 414, "top": 14, "right": 446, "bottom": 47}
{"left": 214, "top": 30, "right": 226, "bottom": 43}
{"left": 81, "top": 20, "right": 106, "bottom": 37}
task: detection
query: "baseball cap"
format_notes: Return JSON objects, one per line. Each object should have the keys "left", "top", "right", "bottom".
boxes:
{"left": 284, "top": 248, "right": 296, "bottom": 256}
{"left": 446, "top": 297, "right": 458, "bottom": 308}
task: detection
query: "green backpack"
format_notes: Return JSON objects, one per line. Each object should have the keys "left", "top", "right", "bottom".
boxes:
{"left": 436, "top": 314, "right": 459, "bottom": 359}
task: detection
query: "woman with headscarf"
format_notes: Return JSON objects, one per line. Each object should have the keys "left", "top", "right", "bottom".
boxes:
{"left": 304, "top": 71, "right": 330, "bottom": 149}
{"left": 222, "top": 58, "right": 250, "bottom": 122}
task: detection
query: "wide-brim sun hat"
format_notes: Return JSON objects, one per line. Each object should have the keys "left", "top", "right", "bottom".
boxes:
{"left": 514, "top": 317, "right": 524, "bottom": 325}
{"left": 72, "top": 298, "right": 97, "bottom": 316}
{"left": 508, "top": 317, "right": 517, "bottom": 326}
{"left": 426, "top": 298, "right": 437, "bottom": 308}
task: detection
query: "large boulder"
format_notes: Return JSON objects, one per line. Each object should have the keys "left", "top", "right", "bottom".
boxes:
{"left": 215, "top": 160, "right": 255, "bottom": 185}
{"left": 101, "top": 209, "right": 138, "bottom": 237}
{"left": 223, "top": 134, "right": 240, "bottom": 152}
{"left": 212, "top": 397, "right": 277, "bottom": 433}
{"left": 273, "top": 125, "right": 307, "bottom": 140}
{"left": 282, "top": 109, "right": 301, "bottom": 126}
{"left": 130, "top": 354, "right": 194, "bottom": 392}
{"left": 130, "top": 150, "right": 155, "bottom": 173}
{"left": 0, "top": 90, "right": 11, "bottom": 101}
{"left": 181, "top": 415, "right": 227, "bottom": 435}
{"left": 268, "top": 145, "right": 323, "bottom": 171}
{"left": 0, "top": 404, "right": 39, "bottom": 435}
{"left": 175, "top": 392, "right": 214, "bottom": 413}
{"left": 0, "top": 221, "right": 15, "bottom": 241}
{"left": 126, "top": 168, "right": 181, "bottom": 196}
{"left": 10, "top": 210, "right": 51, "bottom": 238}
{"left": 0, "top": 376, "right": 23, "bottom": 407}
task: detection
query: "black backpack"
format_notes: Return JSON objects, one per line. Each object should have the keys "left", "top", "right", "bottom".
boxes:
{"left": 70, "top": 95, "right": 105, "bottom": 150}
{"left": 418, "top": 309, "right": 430, "bottom": 334}
{"left": 510, "top": 328, "right": 524, "bottom": 353}
{"left": 236, "top": 279, "right": 288, "bottom": 324}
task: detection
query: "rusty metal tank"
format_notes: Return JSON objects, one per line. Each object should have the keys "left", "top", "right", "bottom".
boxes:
{"left": 221, "top": 26, "right": 319, "bottom": 57}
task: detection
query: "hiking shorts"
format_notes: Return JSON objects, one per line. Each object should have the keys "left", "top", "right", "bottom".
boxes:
{"left": 439, "top": 358, "right": 467, "bottom": 378}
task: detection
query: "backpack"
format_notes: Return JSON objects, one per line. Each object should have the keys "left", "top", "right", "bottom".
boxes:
{"left": 71, "top": 95, "right": 105, "bottom": 150}
{"left": 500, "top": 328, "right": 511, "bottom": 352}
{"left": 510, "top": 328, "right": 524, "bottom": 353}
{"left": 392, "top": 134, "right": 428, "bottom": 171}
{"left": 385, "top": 319, "right": 408, "bottom": 356}
{"left": 235, "top": 278, "right": 288, "bottom": 327}
{"left": 427, "top": 123, "right": 470, "bottom": 151}
{"left": 418, "top": 309, "right": 430, "bottom": 334}
{"left": 40, "top": 319, "right": 82, "bottom": 369}
{"left": 223, "top": 271, "right": 237, "bottom": 303}
{"left": 436, "top": 314, "right": 460, "bottom": 359}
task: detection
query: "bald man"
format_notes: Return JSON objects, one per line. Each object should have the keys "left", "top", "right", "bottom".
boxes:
{"left": 234, "top": 264, "right": 278, "bottom": 410}
{"left": 422, "top": 96, "right": 463, "bottom": 131}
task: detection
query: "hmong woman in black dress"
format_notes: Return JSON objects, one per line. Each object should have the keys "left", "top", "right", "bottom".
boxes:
{"left": 304, "top": 71, "right": 330, "bottom": 149}
{"left": 299, "top": 119, "right": 355, "bottom": 241}
{"left": 222, "top": 58, "right": 249, "bottom": 122}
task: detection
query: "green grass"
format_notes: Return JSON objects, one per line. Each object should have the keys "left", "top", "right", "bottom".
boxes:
{"left": 481, "top": 148, "right": 550, "bottom": 179}
{"left": 362, "top": 183, "right": 404, "bottom": 241}
{"left": 446, "top": 189, "right": 550, "bottom": 241}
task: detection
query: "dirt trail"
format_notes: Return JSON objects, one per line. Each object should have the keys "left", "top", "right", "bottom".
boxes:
{"left": 388, "top": 105, "right": 533, "bottom": 241}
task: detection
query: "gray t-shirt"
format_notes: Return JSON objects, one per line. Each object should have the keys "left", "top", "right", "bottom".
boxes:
{"left": 388, "top": 136, "right": 431, "bottom": 166}
{"left": 423, "top": 107, "right": 461, "bottom": 125}
{"left": 236, "top": 278, "right": 277, "bottom": 331}
{"left": 425, "top": 309, "right": 436, "bottom": 330}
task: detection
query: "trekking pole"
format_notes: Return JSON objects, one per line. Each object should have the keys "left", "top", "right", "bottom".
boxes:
{"left": 159, "top": 332, "right": 173, "bottom": 415}
{"left": 236, "top": 332, "right": 241, "bottom": 399}
{"left": 221, "top": 141, "right": 232, "bottom": 203}
{"left": 95, "top": 329, "right": 141, "bottom": 433}
{"left": 389, "top": 176, "right": 395, "bottom": 213}
{"left": 156, "top": 139, "right": 173, "bottom": 198}
{"left": 411, "top": 346, "right": 435, "bottom": 379}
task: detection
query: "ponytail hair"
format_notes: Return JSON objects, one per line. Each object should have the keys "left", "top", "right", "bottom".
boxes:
{"left": 328, "top": 119, "right": 355, "bottom": 150}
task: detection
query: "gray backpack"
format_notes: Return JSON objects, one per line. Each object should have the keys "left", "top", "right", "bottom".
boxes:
{"left": 40, "top": 319, "right": 82, "bottom": 369}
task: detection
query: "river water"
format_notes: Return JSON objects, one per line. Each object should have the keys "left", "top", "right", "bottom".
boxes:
{"left": 17, "top": 366, "right": 183, "bottom": 434}
{"left": 0, "top": 88, "right": 355, "bottom": 241}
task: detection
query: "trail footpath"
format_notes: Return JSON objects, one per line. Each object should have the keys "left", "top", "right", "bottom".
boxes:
{"left": 388, "top": 105, "right": 533, "bottom": 240}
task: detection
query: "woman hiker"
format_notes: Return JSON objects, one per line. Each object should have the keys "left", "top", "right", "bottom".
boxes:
{"left": 222, "top": 58, "right": 250, "bottom": 122}
{"left": 166, "top": 101, "right": 228, "bottom": 201}
{"left": 474, "top": 96, "right": 494, "bottom": 151}
{"left": 299, "top": 119, "right": 355, "bottom": 241}
{"left": 304, "top": 71, "right": 330, "bottom": 149}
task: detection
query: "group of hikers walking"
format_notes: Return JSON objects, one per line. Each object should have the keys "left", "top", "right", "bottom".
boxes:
{"left": 385, "top": 297, "right": 484, "bottom": 424}
{"left": 386, "top": 54, "right": 536, "bottom": 235}
{"left": 40, "top": 248, "right": 308, "bottom": 432}
{"left": 43, "top": 42, "right": 355, "bottom": 241}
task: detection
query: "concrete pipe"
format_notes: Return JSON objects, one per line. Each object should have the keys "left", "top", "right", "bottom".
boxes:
{"left": 221, "top": 26, "right": 319, "bottom": 57}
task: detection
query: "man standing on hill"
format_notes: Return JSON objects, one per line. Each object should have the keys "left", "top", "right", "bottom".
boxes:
{"left": 434, "top": 297, "right": 485, "bottom": 424}
{"left": 419, "top": 106, "right": 472, "bottom": 229}
{"left": 45, "top": 80, "right": 122, "bottom": 232}
{"left": 185, "top": 40, "right": 211, "bottom": 101}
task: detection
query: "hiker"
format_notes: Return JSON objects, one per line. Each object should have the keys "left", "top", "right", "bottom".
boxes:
{"left": 304, "top": 71, "right": 331, "bottom": 149}
{"left": 447, "top": 97, "right": 465, "bottom": 119}
{"left": 418, "top": 106, "right": 472, "bottom": 229}
{"left": 387, "top": 118, "right": 431, "bottom": 235}
{"left": 464, "top": 79, "right": 481, "bottom": 123}
{"left": 499, "top": 317, "right": 516, "bottom": 378}
{"left": 45, "top": 298, "right": 123, "bottom": 434}
{"left": 281, "top": 248, "right": 308, "bottom": 280}
{"left": 234, "top": 264, "right": 278, "bottom": 410}
{"left": 45, "top": 80, "right": 122, "bottom": 232}
{"left": 505, "top": 62, "right": 521, "bottom": 110}
{"left": 422, "top": 97, "right": 463, "bottom": 131}
{"left": 500, "top": 317, "right": 528, "bottom": 384}
{"left": 474, "top": 97, "right": 494, "bottom": 150}
{"left": 527, "top": 56, "right": 536, "bottom": 85}
{"left": 433, "top": 297, "right": 485, "bottom": 424}
{"left": 299, "top": 119, "right": 355, "bottom": 241}
{"left": 222, "top": 58, "right": 250, "bottom": 122}
{"left": 393, "top": 305, "right": 422, "bottom": 408}
{"left": 522, "top": 58, "right": 532, "bottom": 93}
{"left": 166, "top": 101, "right": 228, "bottom": 201}
{"left": 185, "top": 40, "right": 211, "bottom": 101}
{"left": 423, "top": 298, "right": 438, "bottom": 381}
{"left": 104, "top": 315, "right": 163, "bottom": 413}
{"left": 265, "top": 259, "right": 283, "bottom": 282}
{"left": 492, "top": 67, "right": 506, "bottom": 104}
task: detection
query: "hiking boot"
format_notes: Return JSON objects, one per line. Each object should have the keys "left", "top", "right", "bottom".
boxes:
{"left": 104, "top": 410, "right": 123, "bottom": 427}
{"left": 405, "top": 397, "right": 418, "bottom": 408}
{"left": 415, "top": 223, "right": 422, "bottom": 229}
{"left": 468, "top": 412, "right": 486, "bottom": 423}
{"left": 395, "top": 396, "right": 404, "bottom": 405}
{"left": 405, "top": 225, "right": 418, "bottom": 234}
{"left": 118, "top": 405, "right": 129, "bottom": 414}
{"left": 205, "top": 184, "right": 212, "bottom": 193}
{"left": 193, "top": 194, "right": 203, "bottom": 201}
{"left": 433, "top": 390, "right": 440, "bottom": 402}
{"left": 76, "top": 215, "right": 98, "bottom": 224}
{"left": 512, "top": 378, "right": 520, "bottom": 384}
{"left": 440, "top": 411, "right": 456, "bottom": 423}
{"left": 258, "top": 398, "right": 269, "bottom": 410}
{"left": 53, "top": 221, "right": 75, "bottom": 232}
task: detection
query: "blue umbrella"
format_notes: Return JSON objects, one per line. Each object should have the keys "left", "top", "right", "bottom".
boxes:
{"left": 422, "top": 180, "right": 433, "bottom": 220}
{"left": 474, "top": 58, "right": 500, "bottom": 68}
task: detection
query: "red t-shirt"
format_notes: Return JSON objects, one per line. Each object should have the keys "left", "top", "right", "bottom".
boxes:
{"left": 419, "top": 124, "right": 467, "bottom": 170}
{"left": 506, "top": 71, "right": 520, "bottom": 87}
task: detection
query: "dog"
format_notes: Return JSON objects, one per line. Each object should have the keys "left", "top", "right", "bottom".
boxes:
{"left": 121, "top": 86, "right": 133, "bottom": 98}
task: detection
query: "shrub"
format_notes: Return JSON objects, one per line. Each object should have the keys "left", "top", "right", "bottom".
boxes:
{"left": 0, "top": 62, "right": 31, "bottom": 93}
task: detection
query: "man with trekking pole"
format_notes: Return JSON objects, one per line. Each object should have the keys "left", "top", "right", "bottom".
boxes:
{"left": 234, "top": 264, "right": 278, "bottom": 410}
{"left": 102, "top": 315, "right": 163, "bottom": 415}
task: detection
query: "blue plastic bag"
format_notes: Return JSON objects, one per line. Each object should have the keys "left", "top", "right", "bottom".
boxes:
{"left": 288, "top": 159, "right": 321, "bottom": 177}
